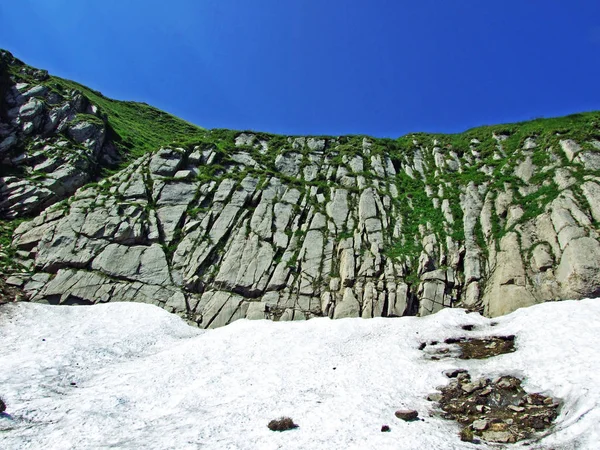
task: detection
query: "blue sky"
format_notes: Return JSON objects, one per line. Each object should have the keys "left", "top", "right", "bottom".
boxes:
{"left": 1, "top": 1, "right": 600, "bottom": 137}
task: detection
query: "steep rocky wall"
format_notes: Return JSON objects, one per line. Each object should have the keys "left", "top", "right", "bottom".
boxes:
{"left": 3, "top": 49, "right": 600, "bottom": 327}
{"left": 8, "top": 124, "right": 600, "bottom": 327}
{"left": 0, "top": 50, "right": 119, "bottom": 218}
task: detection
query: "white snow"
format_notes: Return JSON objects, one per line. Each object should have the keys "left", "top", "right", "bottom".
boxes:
{"left": 1, "top": 299, "right": 599, "bottom": 449}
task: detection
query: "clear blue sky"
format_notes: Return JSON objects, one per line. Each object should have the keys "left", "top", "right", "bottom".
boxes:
{"left": 2, "top": 1, "right": 600, "bottom": 137}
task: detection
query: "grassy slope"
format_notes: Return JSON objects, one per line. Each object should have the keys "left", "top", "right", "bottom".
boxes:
{"left": 46, "top": 77, "right": 207, "bottom": 161}
{"left": 2, "top": 50, "right": 206, "bottom": 163}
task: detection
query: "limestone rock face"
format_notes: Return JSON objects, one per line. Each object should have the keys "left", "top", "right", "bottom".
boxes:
{"left": 0, "top": 50, "right": 118, "bottom": 218}
{"left": 556, "top": 237, "right": 600, "bottom": 298}
{"left": 10, "top": 125, "right": 600, "bottom": 327}
{"left": 5, "top": 49, "right": 600, "bottom": 327}
{"left": 483, "top": 232, "right": 538, "bottom": 317}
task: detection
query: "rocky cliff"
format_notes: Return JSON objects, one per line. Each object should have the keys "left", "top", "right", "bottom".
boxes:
{"left": 2, "top": 50, "right": 600, "bottom": 327}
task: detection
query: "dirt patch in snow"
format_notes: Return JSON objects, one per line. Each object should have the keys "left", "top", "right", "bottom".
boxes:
{"left": 429, "top": 372, "right": 560, "bottom": 444}
{"left": 421, "top": 335, "right": 516, "bottom": 360}
{"left": 455, "top": 335, "right": 516, "bottom": 359}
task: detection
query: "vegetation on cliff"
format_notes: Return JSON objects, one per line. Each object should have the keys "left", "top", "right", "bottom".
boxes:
{"left": 2, "top": 49, "right": 600, "bottom": 325}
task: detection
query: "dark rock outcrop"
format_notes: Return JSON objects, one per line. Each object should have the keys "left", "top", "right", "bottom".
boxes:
{"left": 0, "top": 50, "right": 119, "bottom": 219}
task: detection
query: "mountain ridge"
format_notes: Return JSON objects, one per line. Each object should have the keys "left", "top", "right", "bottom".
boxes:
{"left": 2, "top": 49, "right": 600, "bottom": 325}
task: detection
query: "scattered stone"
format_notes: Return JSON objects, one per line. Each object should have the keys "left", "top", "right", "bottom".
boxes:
{"left": 482, "top": 430, "right": 513, "bottom": 443}
{"left": 461, "top": 382, "right": 480, "bottom": 394}
{"left": 496, "top": 376, "right": 519, "bottom": 389}
{"left": 381, "top": 425, "right": 391, "bottom": 432}
{"left": 444, "top": 369, "right": 468, "bottom": 378}
{"left": 472, "top": 419, "right": 488, "bottom": 431}
{"left": 267, "top": 417, "right": 298, "bottom": 431}
{"left": 430, "top": 371, "right": 560, "bottom": 444}
{"left": 427, "top": 393, "right": 443, "bottom": 402}
{"left": 0, "top": 278, "right": 26, "bottom": 305}
{"left": 395, "top": 409, "right": 419, "bottom": 421}
{"left": 5, "top": 276, "right": 24, "bottom": 287}
{"left": 455, "top": 372, "right": 470, "bottom": 383}
{"left": 479, "top": 387, "right": 492, "bottom": 396}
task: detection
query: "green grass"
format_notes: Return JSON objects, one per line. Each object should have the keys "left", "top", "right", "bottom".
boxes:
{"left": 46, "top": 77, "right": 206, "bottom": 160}
{"left": 0, "top": 219, "right": 27, "bottom": 273}
{"left": 3, "top": 51, "right": 207, "bottom": 168}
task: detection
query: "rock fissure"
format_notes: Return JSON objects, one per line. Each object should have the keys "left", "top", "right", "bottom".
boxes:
{"left": 3, "top": 50, "right": 600, "bottom": 327}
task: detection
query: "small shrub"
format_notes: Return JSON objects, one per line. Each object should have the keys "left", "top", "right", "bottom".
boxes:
{"left": 460, "top": 426, "right": 474, "bottom": 442}
{"left": 267, "top": 416, "right": 298, "bottom": 431}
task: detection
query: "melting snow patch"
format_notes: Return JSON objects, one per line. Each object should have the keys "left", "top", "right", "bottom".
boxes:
{"left": 0, "top": 299, "right": 599, "bottom": 449}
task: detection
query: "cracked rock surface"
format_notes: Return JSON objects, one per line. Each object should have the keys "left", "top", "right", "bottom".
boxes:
{"left": 10, "top": 130, "right": 600, "bottom": 328}
{"left": 0, "top": 50, "right": 119, "bottom": 218}
{"left": 4, "top": 51, "right": 600, "bottom": 327}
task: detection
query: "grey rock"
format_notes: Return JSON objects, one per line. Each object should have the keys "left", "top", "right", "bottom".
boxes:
{"left": 577, "top": 151, "right": 600, "bottom": 171}
{"left": 235, "top": 133, "right": 255, "bottom": 147}
{"left": 306, "top": 137, "right": 325, "bottom": 151}
{"left": 274, "top": 152, "right": 302, "bottom": 177}
{"left": 514, "top": 156, "right": 534, "bottom": 183}
{"left": 18, "top": 98, "right": 44, "bottom": 119}
{"left": 21, "top": 85, "right": 48, "bottom": 99}
{"left": 483, "top": 232, "right": 537, "bottom": 317}
{"left": 560, "top": 139, "right": 581, "bottom": 161}
{"left": 327, "top": 189, "right": 349, "bottom": 230}
{"left": 149, "top": 148, "right": 183, "bottom": 176}
{"left": 5, "top": 275, "right": 25, "bottom": 287}
{"left": 472, "top": 419, "right": 488, "bottom": 431}
{"left": 581, "top": 181, "right": 600, "bottom": 222}
{"left": 557, "top": 237, "right": 600, "bottom": 298}
{"left": 394, "top": 410, "right": 418, "bottom": 421}
{"left": 481, "top": 430, "right": 512, "bottom": 443}
{"left": 92, "top": 243, "right": 171, "bottom": 285}
{"left": 5, "top": 62, "right": 600, "bottom": 329}
{"left": 531, "top": 244, "right": 554, "bottom": 272}
{"left": 359, "top": 188, "right": 378, "bottom": 221}
{"left": 333, "top": 287, "right": 360, "bottom": 318}
{"left": 231, "top": 152, "right": 259, "bottom": 167}
{"left": 523, "top": 137, "right": 537, "bottom": 149}
{"left": 0, "top": 134, "right": 17, "bottom": 153}
{"left": 68, "top": 121, "right": 101, "bottom": 144}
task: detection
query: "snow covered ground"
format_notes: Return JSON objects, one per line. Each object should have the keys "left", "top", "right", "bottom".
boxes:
{"left": 0, "top": 299, "right": 599, "bottom": 450}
